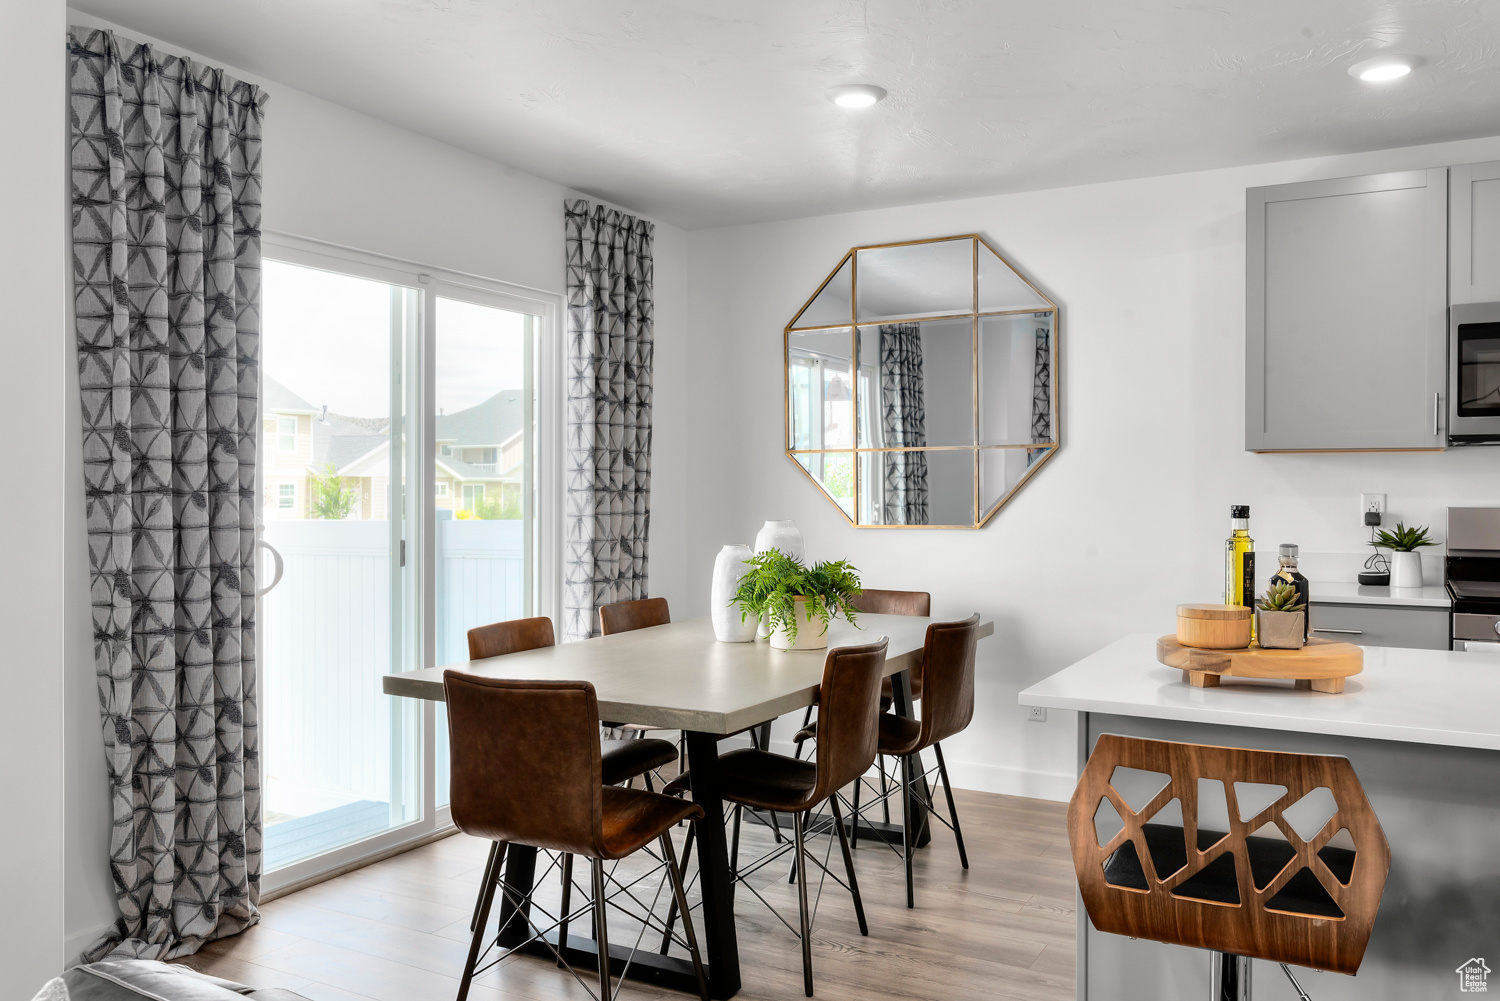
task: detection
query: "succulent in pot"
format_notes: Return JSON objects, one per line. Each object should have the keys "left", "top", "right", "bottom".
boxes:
{"left": 731, "top": 550, "right": 861, "bottom": 651}
{"left": 1256, "top": 579, "right": 1307, "bottom": 650}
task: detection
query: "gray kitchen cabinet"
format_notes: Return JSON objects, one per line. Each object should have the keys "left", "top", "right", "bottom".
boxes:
{"left": 1308, "top": 601, "right": 1450, "bottom": 650}
{"left": 1246, "top": 169, "right": 1448, "bottom": 451}
{"left": 1450, "top": 160, "right": 1500, "bottom": 304}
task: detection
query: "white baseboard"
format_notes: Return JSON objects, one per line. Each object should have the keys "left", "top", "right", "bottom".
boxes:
{"left": 65, "top": 921, "right": 115, "bottom": 967}
{"left": 761, "top": 738, "right": 1073, "bottom": 803}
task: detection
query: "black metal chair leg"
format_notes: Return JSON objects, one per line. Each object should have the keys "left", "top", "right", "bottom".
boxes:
{"left": 933, "top": 741, "right": 968, "bottom": 869}
{"left": 788, "top": 808, "right": 810, "bottom": 884}
{"left": 458, "top": 841, "right": 503, "bottom": 1001}
{"left": 879, "top": 754, "right": 891, "bottom": 824}
{"left": 592, "top": 858, "right": 612, "bottom": 1001}
{"left": 470, "top": 840, "right": 500, "bottom": 932}
{"left": 829, "top": 796, "right": 867, "bottom": 936}
{"left": 900, "top": 753, "right": 915, "bottom": 908}
{"left": 643, "top": 772, "right": 655, "bottom": 793}
{"left": 660, "top": 832, "right": 710, "bottom": 1001}
{"left": 661, "top": 821, "right": 695, "bottom": 955}
{"left": 793, "top": 811, "right": 814, "bottom": 997}
{"left": 851, "top": 774, "right": 862, "bottom": 848}
{"left": 557, "top": 853, "right": 574, "bottom": 968}
{"left": 730, "top": 803, "right": 743, "bottom": 882}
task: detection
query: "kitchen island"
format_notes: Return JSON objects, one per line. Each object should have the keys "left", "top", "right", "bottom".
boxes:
{"left": 1020, "top": 633, "right": 1500, "bottom": 1001}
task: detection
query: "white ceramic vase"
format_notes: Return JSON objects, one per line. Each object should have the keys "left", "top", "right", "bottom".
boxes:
{"left": 710, "top": 545, "right": 758, "bottom": 642}
{"left": 754, "top": 520, "right": 804, "bottom": 639}
{"left": 1389, "top": 550, "right": 1423, "bottom": 588}
{"left": 769, "top": 597, "right": 829, "bottom": 651}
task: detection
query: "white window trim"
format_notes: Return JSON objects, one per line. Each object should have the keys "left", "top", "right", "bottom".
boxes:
{"left": 277, "top": 483, "right": 295, "bottom": 509}
{"left": 258, "top": 230, "right": 564, "bottom": 893}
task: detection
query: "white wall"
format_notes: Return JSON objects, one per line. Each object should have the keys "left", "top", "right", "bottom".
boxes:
{"left": 0, "top": 0, "right": 69, "bottom": 992}
{"left": 62, "top": 9, "right": 692, "bottom": 959}
{"left": 679, "top": 135, "right": 1500, "bottom": 801}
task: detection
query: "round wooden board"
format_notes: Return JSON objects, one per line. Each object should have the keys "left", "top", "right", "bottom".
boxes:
{"left": 1156, "top": 634, "right": 1363, "bottom": 680}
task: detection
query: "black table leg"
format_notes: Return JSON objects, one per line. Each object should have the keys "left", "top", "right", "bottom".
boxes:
{"left": 882, "top": 668, "right": 932, "bottom": 848}
{"left": 494, "top": 843, "right": 537, "bottom": 946}
{"left": 685, "top": 729, "right": 742, "bottom": 1000}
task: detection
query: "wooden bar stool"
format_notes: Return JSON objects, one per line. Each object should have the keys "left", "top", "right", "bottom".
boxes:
{"left": 1067, "top": 733, "right": 1391, "bottom": 1000}
{"left": 446, "top": 672, "right": 709, "bottom": 1001}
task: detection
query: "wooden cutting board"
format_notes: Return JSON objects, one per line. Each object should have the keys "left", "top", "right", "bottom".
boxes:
{"left": 1156, "top": 634, "right": 1363, "bottom": 693}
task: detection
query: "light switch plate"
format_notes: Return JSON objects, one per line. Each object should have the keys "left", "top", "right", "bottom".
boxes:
{"left": 1027, "top": 706, "right": 1047, "bottom": 723}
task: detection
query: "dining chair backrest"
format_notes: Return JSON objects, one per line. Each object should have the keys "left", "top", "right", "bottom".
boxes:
{"left": 913, "top": 614, "right": 981, "bottom": 748}
{"left": 468, "top": 616, "right": 555, "bottom": 660}
{"left": 851, "top": 589, "right": 931, "bottom": 617}
{"left": 807, "top": 639, "right": 889, "bottom": 806}
{"left": 599, "top": 597, "right": 670, "bottom": 635}
{"left": 1067, "top": 733, "right": 1390, "bottom": 976}
{"left": 444, "top": 672, "right": 607, "bottom": 857}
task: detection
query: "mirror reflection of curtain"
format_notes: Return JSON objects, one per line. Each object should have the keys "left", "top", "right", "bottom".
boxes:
{"left": 1029, "top": 322, "right": 1051, "bottom": 465}
{"left": 879, "top": 323, "right": 928, "bottom": 524}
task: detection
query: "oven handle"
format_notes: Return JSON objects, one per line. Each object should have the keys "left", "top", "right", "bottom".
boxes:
{"left": 1434, "top": 391, "right": 1441, "bottom": 437}
{"left": 1312, "top": 627, "right": 1362, "bottom": 635}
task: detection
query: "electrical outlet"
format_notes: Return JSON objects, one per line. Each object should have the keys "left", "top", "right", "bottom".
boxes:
{"left": 1027, "top": 706, "right": 1047, "bottom": 723}
{"left": 1360, "top": 493, "right": 1386, "bottom": 521}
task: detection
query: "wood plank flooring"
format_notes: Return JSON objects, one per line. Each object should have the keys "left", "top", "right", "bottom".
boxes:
{"left": 178, "top": 787, "right": 1075, "bottom": 1001}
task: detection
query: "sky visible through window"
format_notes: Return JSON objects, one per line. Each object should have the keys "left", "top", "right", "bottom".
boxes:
{"left": 263, "top": 260, "right": 526, "bottom": 418}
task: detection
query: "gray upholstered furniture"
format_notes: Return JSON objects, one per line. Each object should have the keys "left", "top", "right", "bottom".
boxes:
{"left": 51, "top": 960, "right": 309, "bottom": 1001}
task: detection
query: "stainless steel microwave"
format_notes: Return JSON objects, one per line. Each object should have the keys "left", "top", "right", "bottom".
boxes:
{"left": 1450, "top": 302, "right": 1500, "bottom": 444}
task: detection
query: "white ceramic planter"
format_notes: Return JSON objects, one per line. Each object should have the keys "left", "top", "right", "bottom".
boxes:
{"left": 754, "top": 520, "right": 804, "bottom": 638}
{"left": 710, "top": 544, "right": 757, "bottom": 642}
{"left": 769, "top": 597, "right": 829, "bottom": 651}
{"left": 1389, "top": 550, "right": 1424, "bottom": 588}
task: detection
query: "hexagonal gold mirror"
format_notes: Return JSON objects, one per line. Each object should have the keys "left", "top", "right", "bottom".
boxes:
{"left": 785, "top": 234, "right": 1058, "bottom": 527}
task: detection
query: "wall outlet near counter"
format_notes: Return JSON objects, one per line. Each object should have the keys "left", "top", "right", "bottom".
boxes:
{"left": 1360, "top": 493, "right": 1386, "bottom": 521}
{"left": 1027, "top": 706, "right": 1047, "bottom": 723}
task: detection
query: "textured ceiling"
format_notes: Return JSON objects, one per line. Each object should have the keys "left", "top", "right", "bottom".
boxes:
{"left": 73, "top": 0, "right": 1500, "bottom": 229}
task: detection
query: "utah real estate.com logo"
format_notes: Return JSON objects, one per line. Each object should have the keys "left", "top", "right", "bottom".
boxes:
{"left": 1458, "top": 958, "right": 1492, "bottom": 993}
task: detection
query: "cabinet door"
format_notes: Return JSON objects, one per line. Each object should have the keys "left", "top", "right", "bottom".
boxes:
{"left": 1450, "top": 161, "right": 1500, "bottom": 304}
{"left": 1246, "top": 169, "right": 1447, "bottom": 451}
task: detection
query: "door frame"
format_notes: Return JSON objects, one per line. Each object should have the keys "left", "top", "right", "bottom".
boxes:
{"left": 258, "top": 231, "right": 563, "bottom": 893}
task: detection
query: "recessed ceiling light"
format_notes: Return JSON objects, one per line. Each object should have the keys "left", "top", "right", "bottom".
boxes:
{"left": 826, "top": 84, "right": 887, "bottom": 109}
{"left": 1349, "top": 55, "right": 1420, "bottom": 83}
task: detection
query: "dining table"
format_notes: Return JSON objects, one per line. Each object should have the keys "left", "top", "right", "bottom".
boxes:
{"left": 381, "top": 611, "right": 994, "bottom": 999}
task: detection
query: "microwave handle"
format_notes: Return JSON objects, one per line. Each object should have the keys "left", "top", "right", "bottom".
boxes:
{"left": 1434, "top": 391, "right": 1441, "bottom": 437}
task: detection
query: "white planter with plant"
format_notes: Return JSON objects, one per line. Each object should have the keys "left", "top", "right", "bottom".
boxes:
{"left": 1371, "top": 522, "right": 1437, "bottom": 589}
{"left": 731, "top": 550, "right": 861, "bottom": 652}
{"left": 1255, "top": 580, "right": 1307, "bottom": 650}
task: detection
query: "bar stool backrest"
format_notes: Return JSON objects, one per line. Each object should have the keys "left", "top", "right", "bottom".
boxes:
{"left": 808, "top": 639, "right": 890, "bottom": 807}
{"left": 850, "top": 589, "right": 931, "bottom": 617}
{"left": 1067, "top": 734, "right": 1391, "bottom": 975}
{"left": 468, "top": 615, "right": 555, "bottom": 660}
{"left": 444, "top": 672, "right": 606, "bottom": 858}
{"left": 599, "top": 597, "right": 670, "bottom": 635}
{"left": 913, "top": 614, "right": 980, "bottom": 748}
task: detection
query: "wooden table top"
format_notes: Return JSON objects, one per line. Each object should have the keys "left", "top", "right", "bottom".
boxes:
{"left": 382, "top": 613, "right": 994, "bottom": 734}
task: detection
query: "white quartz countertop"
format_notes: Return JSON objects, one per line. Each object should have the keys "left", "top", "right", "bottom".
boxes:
{"left": 1306, "top": 580, "right": 1450, "bottom": 608}
{"left": 1019, "top": 632, "right": 1500, "bottom": 752}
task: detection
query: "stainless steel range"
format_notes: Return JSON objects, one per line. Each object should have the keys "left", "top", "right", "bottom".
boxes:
{"left": 1447, "top": 507, "right": 1500, "bottom": 651}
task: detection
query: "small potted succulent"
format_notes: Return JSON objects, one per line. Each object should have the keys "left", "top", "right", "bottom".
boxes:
{"left": 1370, "top": 522, "right": 1438, "bottom": 589}
{"left": 731, "top": 549, "right": 862, "bottom": 651}
{"left": 1256, "top": 580, "right": 1307, "bottom": 650}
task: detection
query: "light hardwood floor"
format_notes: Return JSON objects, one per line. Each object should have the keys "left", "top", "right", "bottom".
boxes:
{"left": 178, "top": 787, "right": 1075, "bottom": 1001}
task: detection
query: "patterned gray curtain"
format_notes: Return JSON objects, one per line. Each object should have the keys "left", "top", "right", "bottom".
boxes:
{"left": 1029, "top": 321, "right": 1052, "bottom": 464}
{"left": 69, "top": 28, "right": 266, "bottom": 960}
{"left": 563, "top": 200, "right": 654, "bottom": 641}
{"left": 879, "top": 323, "right": 928, "bottom": 525}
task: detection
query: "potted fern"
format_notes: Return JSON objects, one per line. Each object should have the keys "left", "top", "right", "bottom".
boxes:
{"left": 1256, "top": 580, "right": 1307, "bottom": 650}
{"left": 732, "top": 550, "right": 862, "bottom": 651}
{"left": 1370, "top": 522, "right": 1438, "bottom": 588}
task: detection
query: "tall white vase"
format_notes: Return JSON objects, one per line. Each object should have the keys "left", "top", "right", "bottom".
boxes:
{"left": 1389, "top": 550, "right": 1424, "bottom": 588}
{"left": 753, "top": 520, "right": 805, "bottom": 638}
{"left": 711, "top": 545, "right": 758, "bottom": 642}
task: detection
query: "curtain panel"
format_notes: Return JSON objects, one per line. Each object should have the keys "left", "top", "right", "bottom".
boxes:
{"left": 69, "top": 28, "right": 267, "bottom": 960}
{"left": 562, "top": 200, "right": 655, "bottom": 642}
{"left": 1029, "top": 323, "right": 1052, "bottom": 464}
{"left": 878, "top": 323, "right": 929, "bottom": 525}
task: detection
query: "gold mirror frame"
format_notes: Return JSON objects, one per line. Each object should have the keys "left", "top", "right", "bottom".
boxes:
{"left": 783, "top": 234, "right": 1060, "bottom": 528}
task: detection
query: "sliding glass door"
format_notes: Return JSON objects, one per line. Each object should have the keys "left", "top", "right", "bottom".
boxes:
{"left": 257, "top": 239, "right": 555, "bottom": 888}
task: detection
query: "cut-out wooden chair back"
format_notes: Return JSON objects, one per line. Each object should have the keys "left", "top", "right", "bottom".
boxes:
{"left": 1066, "top": 733, "right": 1390, "bottom": 976}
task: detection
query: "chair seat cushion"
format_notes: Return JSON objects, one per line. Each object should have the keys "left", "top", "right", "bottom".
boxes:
{"left": 693, "top": 747, "right": 819, "bottom": 813}
{"left": 600, "top": 786, "right": 704, "bottom": 859}
{"left": 600, "top": 737, "right": 677, "bottom": 786}
{"left": 876, "top": 712, "right": 923, "bottom": 756}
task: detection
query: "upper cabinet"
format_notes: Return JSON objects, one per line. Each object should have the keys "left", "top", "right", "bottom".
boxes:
{"left": 1450, "top": 161, "right": 1500, "bottom": 305}
{"left": 1246, "top": 169, "right": 1447, "bottom": 451}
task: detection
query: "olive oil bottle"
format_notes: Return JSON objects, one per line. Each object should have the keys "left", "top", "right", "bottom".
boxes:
{"left": 1224, "top": 505, "right": 1256, "bottom": 616}
{"left": 1273, "top": 543, "right": 1311, "bottom": 639}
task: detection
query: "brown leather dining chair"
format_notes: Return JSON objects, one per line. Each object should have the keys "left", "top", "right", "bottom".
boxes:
{"left": 462, "top": 616, "right": 679, "bottom": 935}
{"left": 446, "top": 671, "right": 709, "bottom": 1001}
{"left": 667, "top": 638, "right": 889, "bottom": 997}
{"left": 1068, "top": 733, "right": 1391, "bottom": 1000}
